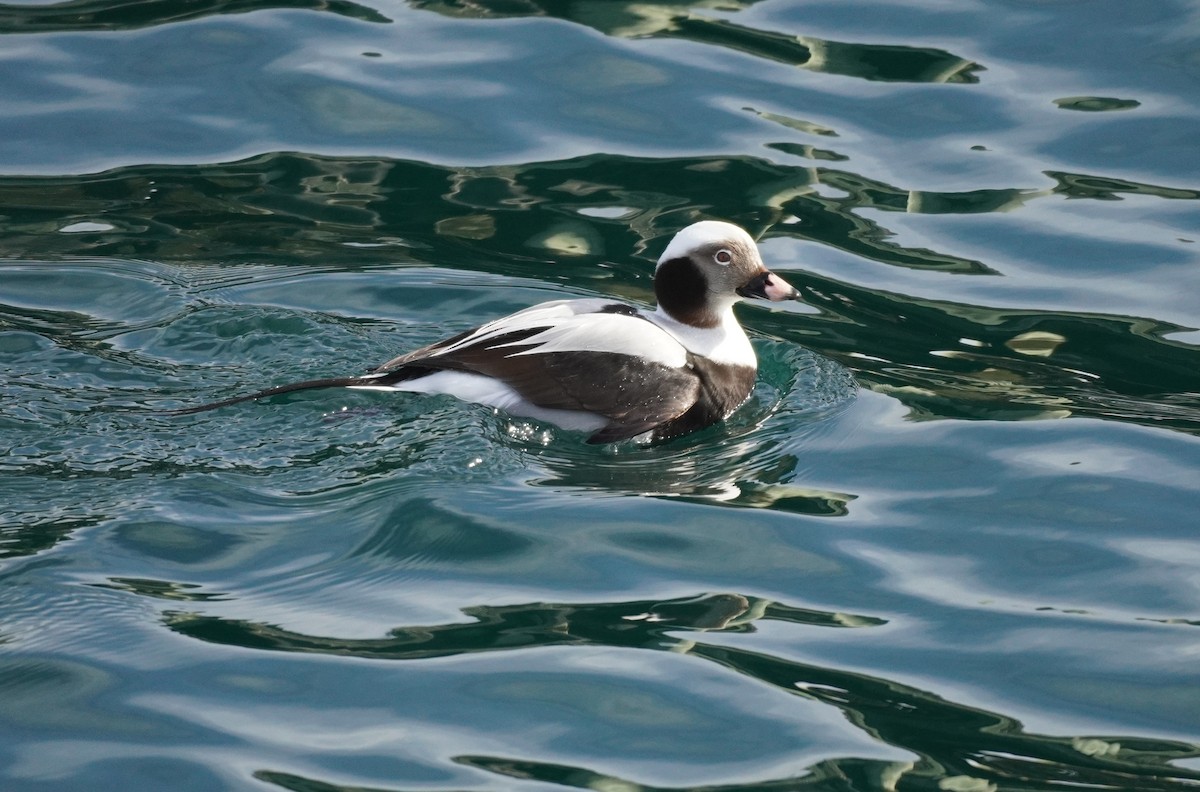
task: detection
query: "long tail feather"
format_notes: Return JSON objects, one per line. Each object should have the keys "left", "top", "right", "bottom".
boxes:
{"left": 159, "top": 373, "right": 393, "bottom": 416}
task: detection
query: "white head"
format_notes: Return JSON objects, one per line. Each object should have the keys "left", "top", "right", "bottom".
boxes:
{"left": 654, "top": 220, "right": 799, "bottom": 328}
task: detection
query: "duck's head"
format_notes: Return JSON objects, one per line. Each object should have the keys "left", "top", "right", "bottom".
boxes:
{"left": 654, "top": 220, "right": 800, "bottom": 328}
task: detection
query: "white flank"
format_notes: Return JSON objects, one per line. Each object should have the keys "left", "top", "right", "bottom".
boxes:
{"left": 351, "top": 371, "right": 608, "bottom": 432}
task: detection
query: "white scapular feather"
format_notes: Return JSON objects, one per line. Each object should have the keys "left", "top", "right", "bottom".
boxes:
{"left": 425, "top": 296, "right": 755, "bottom": 369}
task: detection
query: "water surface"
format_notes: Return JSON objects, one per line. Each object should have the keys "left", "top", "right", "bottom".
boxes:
{"left": 2, "top": 1, "right": 1199, "bottom": 790}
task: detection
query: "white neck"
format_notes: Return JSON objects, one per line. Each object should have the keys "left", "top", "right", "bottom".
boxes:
{"left": 648, "top": 305, "right": 756, "bottom": 368}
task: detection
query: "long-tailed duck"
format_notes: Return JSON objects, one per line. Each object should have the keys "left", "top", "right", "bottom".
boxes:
{"left": 170, "top": 220, "right": 800, "bottom": 443}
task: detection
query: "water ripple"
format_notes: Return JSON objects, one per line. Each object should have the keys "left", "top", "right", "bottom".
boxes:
{"left": 154, "top": 594, "right": 1200, "bottom": 792}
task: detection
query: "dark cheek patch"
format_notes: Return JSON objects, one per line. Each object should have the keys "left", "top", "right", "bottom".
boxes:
{"left": 654, "top": 257, "right": 717, "bottom": 328}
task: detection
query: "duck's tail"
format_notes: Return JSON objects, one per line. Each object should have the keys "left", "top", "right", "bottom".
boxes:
{"left": 159, "top": 371, "right": 408, "bottom": 415}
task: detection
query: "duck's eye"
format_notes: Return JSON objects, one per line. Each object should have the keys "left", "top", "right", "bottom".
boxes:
{"left": 715, "top": 249, "right": 733, "bottom": 265}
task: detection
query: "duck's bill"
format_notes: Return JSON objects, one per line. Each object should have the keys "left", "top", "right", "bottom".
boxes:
{"left": 737, "top": 270, "right": 801, "bottom": 301}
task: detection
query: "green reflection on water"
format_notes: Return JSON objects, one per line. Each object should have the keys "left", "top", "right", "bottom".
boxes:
{"left": 165, "top": 592, "right": 880, "bottom": 658}
{"left": 412, "top": 0, "right": 982, "bottom": 84}
{"left": 0, "top": 0, "right": 389, "bottom": 32}
{"left": 91, "top": 576, "right": 232, "bottom": 601}
{"left": 1054, "top": 96, "right": 1142, "bottom": 113}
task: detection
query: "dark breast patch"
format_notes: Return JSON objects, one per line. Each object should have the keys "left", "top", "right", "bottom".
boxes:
{"left": 647, "top": 354, "right": 756, "bottom": 442}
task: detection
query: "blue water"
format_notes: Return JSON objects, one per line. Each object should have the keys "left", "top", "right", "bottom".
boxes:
{"left": 2, "top": 1, "right": 1200, "bottom": 790}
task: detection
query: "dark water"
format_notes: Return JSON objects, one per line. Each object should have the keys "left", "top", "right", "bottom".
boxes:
{"left": 3, "top": 1, "right": 1200, "bottom": 790}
